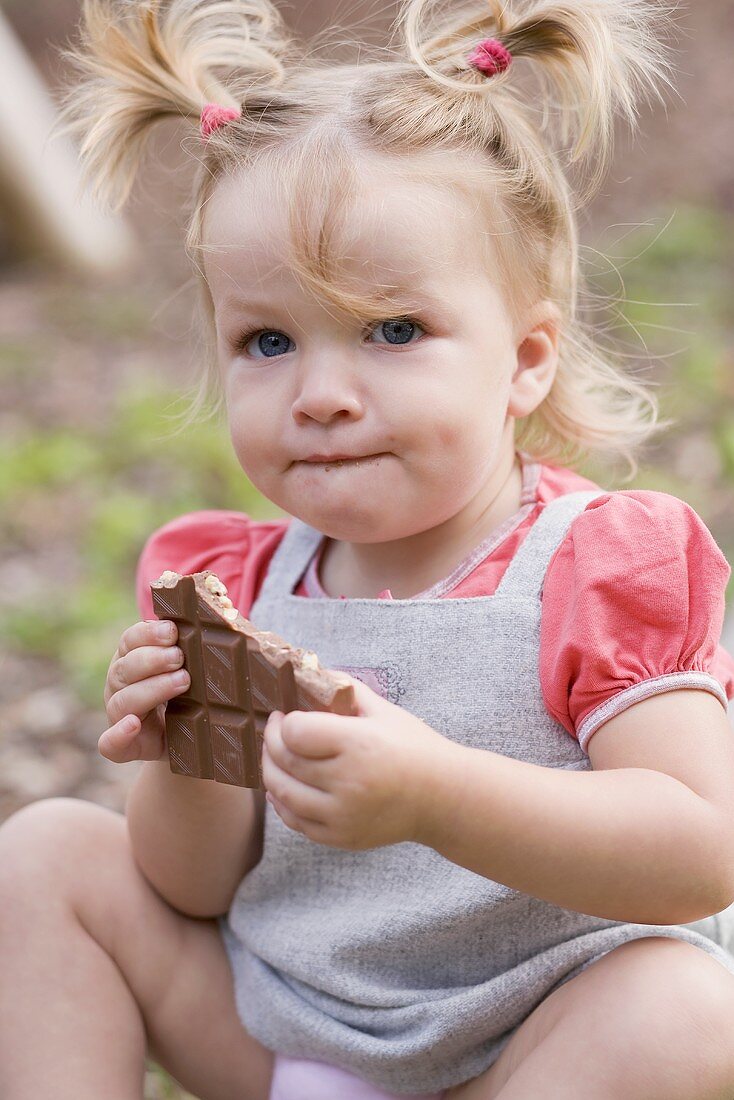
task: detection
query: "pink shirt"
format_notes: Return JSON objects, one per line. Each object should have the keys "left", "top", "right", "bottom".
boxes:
{"left": 136, "top": 451, "right": 734, "bottom": 751}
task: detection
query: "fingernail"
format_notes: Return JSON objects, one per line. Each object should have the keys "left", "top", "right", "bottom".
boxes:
{"left": 172, "top": 670, "right": 189, "bottom": 687}
{"left": 156, "top": 621, "right": 174, "bottom": 639}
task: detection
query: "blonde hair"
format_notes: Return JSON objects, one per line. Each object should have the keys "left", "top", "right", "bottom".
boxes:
{"left": 59, "top": 0, "right": 681, "bottom": 481}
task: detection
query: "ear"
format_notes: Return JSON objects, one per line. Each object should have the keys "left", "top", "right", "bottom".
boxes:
{"left": 507, "top": 301, "right": 561, "bottom": 420}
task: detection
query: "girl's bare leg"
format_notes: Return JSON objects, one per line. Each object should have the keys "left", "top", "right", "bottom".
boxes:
{"left": 0, "top": 797, "right": 275, "bottom": 1100}
{"left": 445, "top": 936, "right": 734, "bottom": 1100}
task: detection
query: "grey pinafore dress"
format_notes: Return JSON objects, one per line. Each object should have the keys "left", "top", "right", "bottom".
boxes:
{"left": 219, "top": 488, "right": 734, "bottom": 1096}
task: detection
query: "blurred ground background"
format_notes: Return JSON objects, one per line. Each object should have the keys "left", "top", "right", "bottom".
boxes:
{"left": 1, "top": 0, "right": 733, "bottom": 1096}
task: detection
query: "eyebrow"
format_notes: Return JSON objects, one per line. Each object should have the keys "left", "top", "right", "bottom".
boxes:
{"left": 219, "top": 285, "right": 452, "bottom": 318}
{"left": 219, "top": 292, "right": 279, "bottom": 312}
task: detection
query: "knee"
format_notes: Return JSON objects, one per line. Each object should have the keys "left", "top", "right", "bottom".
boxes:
{"left": 665, "top": 941, "right": 734, "bottom": 1055}
{"left": 623, "top": 937, "right": 734, "bottom": 1024}
{"left": 606, "top": 938, "right": 734, "bottom": 1081}
{"left": 0, "top": 797, "right": 124, "bottom": 883}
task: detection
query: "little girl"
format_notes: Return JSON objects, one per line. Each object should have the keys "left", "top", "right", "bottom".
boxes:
{"left": 2, "top": 0, "right": 734, "bottom": 1097}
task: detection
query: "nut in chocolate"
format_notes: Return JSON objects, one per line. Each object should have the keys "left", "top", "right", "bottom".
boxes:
{"left": 150, "top": 570, "right": 358, "bottom": 788}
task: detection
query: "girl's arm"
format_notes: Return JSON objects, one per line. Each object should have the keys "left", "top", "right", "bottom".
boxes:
{"left": 125, "top": 762, "right": 265, "bottom": 919}
{"left": 418, "top": 689, "right": 734, "bottom": 925}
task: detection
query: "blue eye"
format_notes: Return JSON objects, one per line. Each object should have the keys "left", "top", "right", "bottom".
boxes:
{"left": 236, "top": 330, "right": 294, "bottom": 359}
{"left": 367, "top": 319, "right": 425, "bottom": 346}
{"left": 232, "top": 317, "right": 425, "bottom": 359}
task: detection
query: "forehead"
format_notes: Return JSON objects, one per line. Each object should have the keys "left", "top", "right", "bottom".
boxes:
{"left": 202, "top": 159, "right": 492, "bottom": 300}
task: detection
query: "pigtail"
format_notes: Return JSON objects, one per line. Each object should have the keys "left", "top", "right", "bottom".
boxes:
{"left": 400, "top": 0, "right": 679, "bottom": 203}
{"left": 57, "top": 0, "right": 297, "bottom": 210}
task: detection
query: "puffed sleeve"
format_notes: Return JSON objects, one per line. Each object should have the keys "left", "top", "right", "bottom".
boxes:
{"left": 134, "top": 510, "right": 254, "bottom": 621}
{"left": 540, "top": 490, "right": 733, "bottom": 753}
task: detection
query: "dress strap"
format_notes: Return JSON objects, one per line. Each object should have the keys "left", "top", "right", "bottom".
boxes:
{"left": 494, "top": 490, "right": 608, "bottom": 600}
{"left": 254, "top": 517, "right": 324, "bottom": 602}
{"left": 255, "top": 490, "right": 608, "bottom": 604}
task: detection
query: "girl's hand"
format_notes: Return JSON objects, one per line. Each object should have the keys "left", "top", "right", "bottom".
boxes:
{"left": 100, "top": 620, "right": 191, "bottom": 764}
{"left": 262, "top": 674, "right": 453, "bottom": 851}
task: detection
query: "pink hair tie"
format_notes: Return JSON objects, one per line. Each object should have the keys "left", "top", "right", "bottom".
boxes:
{"left": 466, "top": 38, "right": 513, "bottom": 77}
{"left": 200, "top": 102, "right": 241, "bottom": 141}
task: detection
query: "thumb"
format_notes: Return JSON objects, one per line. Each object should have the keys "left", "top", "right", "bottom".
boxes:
{"left": 332, "top": 671, "right": 387, "bottom": 717}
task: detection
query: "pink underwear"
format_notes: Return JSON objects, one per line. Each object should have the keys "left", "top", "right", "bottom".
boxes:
{"left": 269, "top": 1054, "right": 447, "bottom": 1100}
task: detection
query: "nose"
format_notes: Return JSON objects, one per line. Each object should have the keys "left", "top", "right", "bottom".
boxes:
{"left": 290, "top": 353, "right": 365, "bottom": 424}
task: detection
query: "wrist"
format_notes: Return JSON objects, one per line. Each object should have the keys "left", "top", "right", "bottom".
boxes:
{"left": 412, "top": 738, "right": 470, "bottom": 850}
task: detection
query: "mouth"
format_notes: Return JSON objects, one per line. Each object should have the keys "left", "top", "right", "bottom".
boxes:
{"left": 296, "top": 453, "right": 389, "bottom": 469}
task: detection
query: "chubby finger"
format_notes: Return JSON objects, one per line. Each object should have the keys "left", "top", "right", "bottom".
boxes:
{"left": 108, "top": 643, "right": 185, "bottom": 696}
{"left": 98, "top": 715, "right": 142, "bottom": 763}
{"left": 106, "top": 621, "right": 180, "bottom": 706}
{"left": 274, "top": 707, "right": 358, "bottom": 759}
{"left": 266, "top": 792, "right": 308, "bottom": 834}
{"left": 264, "top": 713, "right": 329, "bottom": 785}
{"left": 262, "top": 739, "right": 330, "bottom": 821}
{"left": 106, "top": 668, "right": 190, "bottom": 726}
{"left": 117, "top": 619, "right": 177, "bottom": 659}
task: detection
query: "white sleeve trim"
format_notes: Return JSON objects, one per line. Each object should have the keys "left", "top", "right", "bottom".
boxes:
{"left": 577, "top": 671, "right": 730, "bottom": 753}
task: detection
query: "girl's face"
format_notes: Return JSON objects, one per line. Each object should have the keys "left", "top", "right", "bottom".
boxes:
{"left": 204, "top": 162, "right": 558, "bottom": 546}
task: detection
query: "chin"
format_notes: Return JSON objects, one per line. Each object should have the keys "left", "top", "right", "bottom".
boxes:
{"left": 297, "top": 490, "right": 395, "bottom": 536}
{"left": 294, "top": 505, "right": 382, "bottom": 541}
{"left": 301, "top": 503, "right": 433, "bottom": 545}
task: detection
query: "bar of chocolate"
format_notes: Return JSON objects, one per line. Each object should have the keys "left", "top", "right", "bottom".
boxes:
{"left": 150, "top": 570, "right": 358, "bottom": 788}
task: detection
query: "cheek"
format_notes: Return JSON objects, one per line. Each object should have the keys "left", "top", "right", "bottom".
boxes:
{"left": 435, "top": 421, "right": 457, "bottom": 450}
{"left": 227, "top": 391, "right": 266, "bottom": 452}
{"left": 427, "top": 400, "right": 507, "bottom": 486}
{"left": 423, "top": 371, "right": 502, "bottom": 455}
{"left": 432, "top": 416, "right": 484, "bottom": 461}
{"left": 226, "top": 410, "right": 273, "bottom": 485}
{"left": 228, "top": 415, "right": 251, "bottom": 461}
{"left": 225, "top": 374, "right": 289, "bottom": 460}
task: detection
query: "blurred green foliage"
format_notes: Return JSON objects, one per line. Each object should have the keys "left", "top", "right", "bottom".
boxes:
{"left": 2, "top": 203, "right": 733, "bottom": 708}
{"left": 0, "top": 369, "right": 281, "bottom": 707}
{"left": 143, "top": 1059, "right": 198, "bottom": 1100}
{"left": 581, "top": 203, "right": 734, "bottom": 595}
